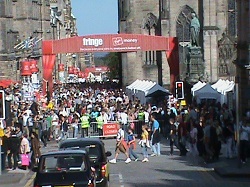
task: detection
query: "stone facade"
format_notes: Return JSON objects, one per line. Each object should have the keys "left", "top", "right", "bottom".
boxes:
{"left": 118, "top": 0, "right": 237, "bottom": 89}
{"left": 236, "top": 0, "right": 250, "bottom": 115}
{"left": 0, "top": 0, "right": 77, "bottom": 82}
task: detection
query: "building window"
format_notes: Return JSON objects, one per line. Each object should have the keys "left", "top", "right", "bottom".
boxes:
{"left": 120, "top": 0, "right": 130, "bottom": 20}
{"left": 5, "top": 0, "right": 12, "bottom": 17}
{"left": 160, "top": 0, "right": 169, "bottom": 19}
{"left": 228, "top": 0, "right": 237, "bottom": 37}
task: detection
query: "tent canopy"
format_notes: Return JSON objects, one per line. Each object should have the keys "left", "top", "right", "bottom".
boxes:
{"left": 191, "top": 81, "right": 206, "bottom": 95}
{"left": 211, "top": 79, "right": 235, "bottom": 94}
{"left": 194, "top": 83, "right": 221, "bottom": 103}
{"left": 146, "top": 84, "right": 171, "bottom": 97}
{"left": 126, "top": 79, "right": 170, "bottom": 104}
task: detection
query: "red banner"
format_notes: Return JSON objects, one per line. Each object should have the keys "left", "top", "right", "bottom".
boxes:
{"left": 21, "top": 61, "right": 32, "bottom": 76}
{"left": 48, "top": 34, "right": 171, "bottom": 54}
{"left": 68, "top": 66, "right": 74, "bottom": 74}
{"left": 58, "top": 64, "right": 64, "bottom": 72}
{"left": 42, "top": 54, "right": 56, "bottom": 95}
{"left": 102, "top": 123, "right": 118, "bottom": 137}
{"left": 30, "top": 60, "right": 39, "bottom": 73}
{"left": 73, "top": 67, "right": 79, "bottom": 75}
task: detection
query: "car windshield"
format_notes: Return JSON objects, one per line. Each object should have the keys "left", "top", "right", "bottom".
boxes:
{"left": 40, "top": 154, "right": 86, "bottom": 173}
{"left": 61, "top": 143, "right": 102, "bottom": 162}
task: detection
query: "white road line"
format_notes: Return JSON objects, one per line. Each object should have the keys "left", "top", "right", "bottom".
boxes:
{"left": 110, "top": 173, "right": 124, "bottom": 187}
{"left": 119, "top": 173, "right": 124, "bottom": 187}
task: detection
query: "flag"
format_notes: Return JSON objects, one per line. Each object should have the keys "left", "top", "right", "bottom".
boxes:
{"left": 24, "top": 37, "right": 30, "bottom": 49}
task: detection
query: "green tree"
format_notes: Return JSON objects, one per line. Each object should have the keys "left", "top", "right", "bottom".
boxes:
{"left": 102, "top": 52, "right": 120, "bottom": 80}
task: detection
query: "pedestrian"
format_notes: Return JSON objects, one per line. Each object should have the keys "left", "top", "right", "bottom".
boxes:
{"left": 203, "top": 119, "right": 213, "bottom": 161}
{"left": 30, "top": 131, "right": 41, "bottom": 168}
{"left": 27, "top": 113, "right": 34, "bottom": 138}
{"left": 197, "top": 117, "right": 205, "bottom": 157}
{"left": 169, "top": 118, "right": 178, "bottom": 156}
{"left": 127, "top": 128, "right": 139, "bottom": 161}
{"left": 80, "top": 113, "right": 90, "bottom": 137}
{"left": 41, "top": 116, "right": 48, "bottom": 147}
{"left": 96, "top": 112, "right": 104, "bottom": 137}
{"left": 239, "top": 119, "right": 250, "bottom": 163}
{"left": 223, "top": 121, "right": 234, "bottom": 159}
{"left": 57, "top": 115, "right": 69, "bottom": 141}
{"left": 20, "top": 133, "right": 31, "bottom": 170}
{"left": 177, "top": 114, "right": 188, "bottom": 156}
{"left": 51, "top": 110, "right": 59, "bottom": 140}
{"left": 140, "top": 125, "right": 150, "bottom": 162}
{"left": 188, "top": 120, "right": 198, "bottom": 156}
{"left": 1, "top": 128, "right": 10, "bottom": 171}
{"left": 72, "top": 114, "right": 80, "bottom": 138}
{"left": 109, "top": 123, "right": 131, "bottom": 164}
{"left": 7, "top": 130, "right": 20, "bottom": 170}
{"left": 150, "top": 113, "right": 161, "bottom": 156}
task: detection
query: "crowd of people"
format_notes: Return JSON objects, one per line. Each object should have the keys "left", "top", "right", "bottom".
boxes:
{"left": 1, "top": 82, "right": 250, "bottom": 171}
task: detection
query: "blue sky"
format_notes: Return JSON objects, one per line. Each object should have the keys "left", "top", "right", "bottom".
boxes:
{"left": 71, "top": 0, "right": 118, "bottom": 36}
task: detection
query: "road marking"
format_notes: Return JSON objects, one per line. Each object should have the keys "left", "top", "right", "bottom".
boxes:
{"left": 110, "top": 173, "right": 124, "bottom": 187}
{"left": 119, "top": 173, "right": 124, "bottom": 187}
{"left": 200, "top": 167, "right": 216, "bottom": 182}
{"left": 24, "top": 172, "right": 36, "bottom": 187}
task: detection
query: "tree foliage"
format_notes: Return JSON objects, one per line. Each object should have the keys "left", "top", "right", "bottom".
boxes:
{"left": 101, "top": 52, "right": 120, "bottom": 80}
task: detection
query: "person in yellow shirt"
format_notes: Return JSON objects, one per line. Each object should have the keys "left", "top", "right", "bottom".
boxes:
{"left": 140, "top": 125, "right": 150, "bottom": 162}
{"left": 47, "top": 100, "right": 54, "bottom": 110}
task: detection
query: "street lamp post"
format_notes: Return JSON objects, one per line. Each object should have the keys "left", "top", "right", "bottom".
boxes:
{"left": 235, "top": 76, "right": 241, "bottom": 168}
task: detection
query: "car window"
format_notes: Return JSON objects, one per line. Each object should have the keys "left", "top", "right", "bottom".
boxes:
{"left": 40, "top": 154, "right": 86, "bottom": 173}
{"left": 60, "top": 143, "right": 103, "bottom": 162}
{"left": 85, "top": 144, "right": 101, "bottom": 161}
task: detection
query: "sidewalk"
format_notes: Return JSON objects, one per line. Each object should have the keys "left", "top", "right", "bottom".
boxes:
{"left": 0, "top": 167, "right": 30, "bottom": 186}
{"left": 206, "top": 143, "right": 250, "bottom": 177}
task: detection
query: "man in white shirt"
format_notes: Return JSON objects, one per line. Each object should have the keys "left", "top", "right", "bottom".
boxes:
{"left": 240, "top": 120, "right": 250, "bottom": 163}
{"left": 51, "top": 110, "right": 59, "bottom": 140}
{"left": 119, "top": 109, "right": 128, "bottom": 140}
{"left": 144, "top": 110, "right": 149, "bottom": 124}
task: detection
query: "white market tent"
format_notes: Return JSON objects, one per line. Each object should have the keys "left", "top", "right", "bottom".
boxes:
{"left": 146, "top": 84, "right": 171, "bottom": 97}
{"left": 126, "top": 80, "right": 170, "bottom": 104}
{"left": 211, "top": 79, "right": 235, "bottom": 104}
{"left": 191, "top": 81, "right": 206, "bottom": 95}
{"left": 193, "top": 83, "right": 221, "bottom": 103}
{"left": 212, "top": 79, "right": 235, "bottom": 94}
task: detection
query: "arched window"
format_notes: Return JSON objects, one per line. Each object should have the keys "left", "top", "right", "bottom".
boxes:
{"left": 176, "top": 5, "right": 196, "bottom": 78}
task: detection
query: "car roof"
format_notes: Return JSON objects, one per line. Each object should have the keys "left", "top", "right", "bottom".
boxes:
{"left": 41, "top": 149, "right": 87, "bottom": 157}
{"left": 59, "top": 138, "right": 104, "bottom": 147}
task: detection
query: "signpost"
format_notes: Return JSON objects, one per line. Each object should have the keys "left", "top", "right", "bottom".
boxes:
{"left": 102, "top": 123, "right": 118, "bottom": 137}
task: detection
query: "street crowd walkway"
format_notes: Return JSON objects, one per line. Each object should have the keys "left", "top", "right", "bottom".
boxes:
{"left": 1, "top": 136, "right": 250, "bottom": 187}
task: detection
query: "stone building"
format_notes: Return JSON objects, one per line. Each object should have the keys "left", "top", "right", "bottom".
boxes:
{"left": 0, "top": 0, "right": 77, "bottom": 82}
{"left": 236, "top": 0, "right": 250, "bottom": 115}
{"left": 118, "top": 0, "right": 237, "bottom": 90}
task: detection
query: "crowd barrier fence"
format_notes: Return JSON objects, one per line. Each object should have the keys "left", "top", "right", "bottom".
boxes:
{"left": 66, "top": 119, "right": 167, "bottom": 139}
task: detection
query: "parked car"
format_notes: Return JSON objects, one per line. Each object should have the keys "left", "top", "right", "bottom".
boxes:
{"left": 59, "top": 138, "right": 112, "bottom": 187}
{"left": 33, "top": 150, "right": 96, "bottom": 187}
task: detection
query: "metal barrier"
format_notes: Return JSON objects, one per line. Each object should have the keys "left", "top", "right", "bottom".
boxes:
{"left": 66, "top": 119, "right": 167, "bottom": 139}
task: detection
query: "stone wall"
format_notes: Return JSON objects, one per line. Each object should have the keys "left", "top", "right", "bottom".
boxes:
{"left": 118, "top": 0, "right": 232, "bottom": 88}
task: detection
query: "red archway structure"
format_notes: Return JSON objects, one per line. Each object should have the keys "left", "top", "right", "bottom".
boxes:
{"left": 42, "top": 34, "right": 179, "bottom": 95}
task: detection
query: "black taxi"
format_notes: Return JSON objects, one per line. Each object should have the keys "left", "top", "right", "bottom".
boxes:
{"left": 59, "top": 138, "right": 111, "bottom": 187}
{"left": 33, "top": 150, "right": 96, "bottom": 187}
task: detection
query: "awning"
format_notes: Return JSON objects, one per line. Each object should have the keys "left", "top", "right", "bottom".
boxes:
{"left": 0, "top": 79, "right": 17, "bottom": 88}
